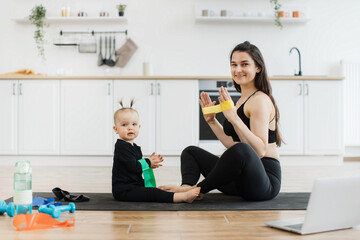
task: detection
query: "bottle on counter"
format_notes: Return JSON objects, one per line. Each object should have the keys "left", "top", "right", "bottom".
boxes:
{"left": 61, "top": 6, "right": 71, "bottom": 17}
{"left": 13, "top": 160, "right": 32, "bottom": 215}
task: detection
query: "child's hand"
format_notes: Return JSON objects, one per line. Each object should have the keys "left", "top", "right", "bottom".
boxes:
{"left": 149, "top": 152, "right": 164, "bottom": 169}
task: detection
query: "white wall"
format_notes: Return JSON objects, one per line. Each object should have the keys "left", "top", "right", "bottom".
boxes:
{"left": 1, "top": 0, "right": 359, "bottom": 76}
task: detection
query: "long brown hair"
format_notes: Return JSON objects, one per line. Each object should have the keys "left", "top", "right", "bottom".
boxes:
{"left": 230, "top": 41, "right": 283, "bottom": 146}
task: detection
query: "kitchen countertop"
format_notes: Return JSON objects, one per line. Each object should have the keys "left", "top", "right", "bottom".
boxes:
{"left": 0, "top": 75, "right": 344, "bottom": 80}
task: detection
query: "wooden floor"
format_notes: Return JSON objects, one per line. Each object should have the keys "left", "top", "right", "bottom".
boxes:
{"left": 1, "top": 161, "right": 360, "bottom": 239}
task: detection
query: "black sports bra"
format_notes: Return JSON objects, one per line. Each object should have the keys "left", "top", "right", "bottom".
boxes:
{"left": 223, "top": 90, "right": 277, "bottom": 144}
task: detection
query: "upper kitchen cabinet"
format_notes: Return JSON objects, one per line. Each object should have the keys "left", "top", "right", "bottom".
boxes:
{"left": 60, "top": 80, "right": 113, "bottom": 155}
{"left": 0, "top": 80, "right": 60, "bottom": 155}
{"left": 0, "top": 81, "right": 18, "bottom": 154}
{"left": 113, "top": 80, "right": 199, "bottom": 156}
{"left": 271, "top": 79, "right": 343, "bottom": 156}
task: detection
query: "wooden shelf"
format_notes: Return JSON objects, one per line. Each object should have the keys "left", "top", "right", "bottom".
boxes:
{"left": 13, "top": 17, "right": 128, "bottom": 24}
{"left": 195, "top": 16, "right": 310, "bottom": 24}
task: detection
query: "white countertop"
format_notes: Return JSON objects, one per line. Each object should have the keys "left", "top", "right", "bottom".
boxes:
{"left": 0, "top": 75, "right": 345, "bottom": 80}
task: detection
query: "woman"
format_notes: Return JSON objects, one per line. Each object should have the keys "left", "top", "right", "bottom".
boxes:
{"left": 159, "top": 41, "right": 283, "bottom": 201}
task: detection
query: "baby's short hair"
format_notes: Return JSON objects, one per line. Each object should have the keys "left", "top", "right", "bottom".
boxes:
{"left": 113, "top": 99, "right": 138, "bottom": 124}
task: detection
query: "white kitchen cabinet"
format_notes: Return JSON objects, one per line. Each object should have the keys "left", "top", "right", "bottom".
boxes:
{"left": 61, "top": 80, "right": 113, "bottom": 155}
{"left": 114, "top": 80, "right": 199, "bottom": 155}
{"left": 304, "top": 81, "right": 343, "bottom": 155}
{"left": 271, "top": 80, "right": 303, "bottom": 155}
{"left": 18, "top": 80, "right": 60, "bottom": 155}
{"left": 113, "top": 80, "right": 156, "bottom": 155}
{"left": 0, "top": 81, "right": 17, "bottom": 154}
{"left": 156, "top": 80, "right": 199, "bottom": 155}
{"left": 0, "top": 80, "right": 59, "bottom": 155}
{"left": 271, "top": 80, "right": 343, "bottom": 156}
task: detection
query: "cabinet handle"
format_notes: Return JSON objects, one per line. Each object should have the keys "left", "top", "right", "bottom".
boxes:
{"left": 19, "top": 83, "right": 22, "bottom": 95}
{"left": 108, "top": 83, "right": 111, "bottom": 96}
{"left": 150, "top": 83, "right": 154, "bottom": 95}
{"left": 13, "top": 83, "right": 16, "bottom": 95}
{"left": 304, "top": 83, "right": 309, "bottom": 96}
{"left": 157, "top": 83, "right": 160, "bottom": 95}
{"left": 298, "top": 83, "right": 302, "bottom": 95}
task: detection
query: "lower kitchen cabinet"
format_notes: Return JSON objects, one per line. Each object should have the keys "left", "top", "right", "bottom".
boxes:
{"left": 0, "top": 77, "right": 344, "bottom": 160}
{"left": 155, "top": 80, "right": 199, "bottom": 155}
{"left": 60, "top": 80, "right": 113, "bottom": 155}
{"left": 0, "top": 80, "right": 59, "bottom": 155}
{"left": 114, "top": 80, "right": 199, "bottom": 155}
{"left": 19, "top": 80, "right": 60, "bottom": 154}
{"left": 0, "top": 80, "right": 18, "bottom": 154}
{"left": 113, "top": 80, "right": 156, "bottom": 155}
{"left": 271, "top": 80, "right": 343, "bottom": 156}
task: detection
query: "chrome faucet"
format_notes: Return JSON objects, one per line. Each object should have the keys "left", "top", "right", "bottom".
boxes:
{"left": 289, "top": 47, "right": 302, "bottom": 76}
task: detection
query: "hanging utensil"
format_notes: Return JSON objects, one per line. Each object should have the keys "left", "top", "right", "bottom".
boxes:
{"left": 103, "top": 35, "right": 108, "bottom": 65}
{"left": 97, "top": 35, "right": 104, "bottom": 66}
{"left": 111, "top": 34, "right": 117, "bottom": 63}
{"left": 105, "top": 35, "right": 115, "bottom": 66}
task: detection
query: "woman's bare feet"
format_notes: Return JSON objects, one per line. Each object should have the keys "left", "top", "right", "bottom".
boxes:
{"left": 173, "top": 187, "right": 201, "bottom": 203}
{"left": 195, "top": 193, "right": 204, "bottom": 201}
{"left": 158, "top": 184, "right": 195, "bottom": 193}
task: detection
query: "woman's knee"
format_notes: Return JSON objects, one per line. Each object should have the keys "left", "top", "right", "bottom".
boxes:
{"left": 182, "top": 145, "right": 198, "bottom": 155}
{"left": 181, "top": 145, "right": 206, "bottom": 159}
{"left": 226, "top": 143, "right": 254, "bottom": 158}
{"left": 181, "top": 145, "right": 198, "bottom": 164}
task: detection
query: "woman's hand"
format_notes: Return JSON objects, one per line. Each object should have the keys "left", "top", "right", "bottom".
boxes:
{"left": 218, "top": 87, "right": 237, "bottom": 122}
{"left": 199, "top": 91, "right": 216, "bottom": 123}
{"left": 149, "top": 152, "right": 163, "bottom": 169}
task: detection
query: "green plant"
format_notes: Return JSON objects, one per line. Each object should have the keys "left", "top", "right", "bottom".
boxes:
{"left": 117, "top": 4, "right": 127, "bottom": 12}
{"left": 29, "top": 5, "right": 48, "bottom": 61}
{"left": 270, "top": 0, "right": 282, "bottom": 29}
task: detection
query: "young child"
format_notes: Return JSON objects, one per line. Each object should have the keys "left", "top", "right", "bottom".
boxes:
{"left": 112, "top": 100, "right": 200, "bottom": 203}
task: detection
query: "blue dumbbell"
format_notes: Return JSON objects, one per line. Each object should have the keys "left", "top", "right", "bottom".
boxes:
{"left": 38, "top": 202, "right": 76, "bottom": 218}
{"left": 0, "top": 201, "right": 15, "bottom": 217}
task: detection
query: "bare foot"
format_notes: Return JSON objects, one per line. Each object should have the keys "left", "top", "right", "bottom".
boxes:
{"left": 173, "top": 187, "right": 201, "bottom": 203}
{"left": 158, "top": 184, "right": 195, "bottom": 193}
{"left": 195, "top": 193, "right": 204, "bottom": 201}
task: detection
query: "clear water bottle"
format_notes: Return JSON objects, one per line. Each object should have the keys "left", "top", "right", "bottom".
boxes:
{"left": 13, "top": 160, "right": 32, "bottom": 215}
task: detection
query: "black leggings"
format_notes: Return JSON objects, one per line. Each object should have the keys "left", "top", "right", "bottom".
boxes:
{"left": 113, "top": 186, "right": 174, "bottom": 203}
{"left": 181, "top": 143, "right": 281, "bottom": 201}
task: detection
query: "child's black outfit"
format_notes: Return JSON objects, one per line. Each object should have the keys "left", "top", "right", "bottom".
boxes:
{"left": 112, "top": 139, "right": 174, "bottom": 202}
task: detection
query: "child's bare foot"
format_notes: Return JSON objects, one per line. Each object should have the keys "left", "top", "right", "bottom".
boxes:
{"left": 173, "top": 187, "right": 201, "bottom": 203}
{"left": 158, "top": 184, "right": 195, "bottom": 193}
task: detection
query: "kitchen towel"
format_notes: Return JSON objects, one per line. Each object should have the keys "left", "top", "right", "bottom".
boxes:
{"left": 5, "top": 192, "right": 310, "bottom": 211}
{"left": 115, "top": 38, "right": 138, "bottom": 67}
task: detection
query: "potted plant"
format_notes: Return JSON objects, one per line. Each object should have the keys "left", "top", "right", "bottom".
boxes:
{"left": 270, "top": 0, "right": 282, "bottom": 29}
{"left": 29, "top": 4, "right": 49, "bottom": 61}
{"left": 117, "top": 4, "right": 127, "bottom": 16}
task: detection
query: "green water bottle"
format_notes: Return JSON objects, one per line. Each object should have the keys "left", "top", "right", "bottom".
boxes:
{"left": 13, "top": 160, "right": 32, "bottom": 215}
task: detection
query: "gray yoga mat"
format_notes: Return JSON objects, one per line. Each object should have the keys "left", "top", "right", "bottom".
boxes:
{"left": 5, "top": 192, "right": 310, "bottom": 211}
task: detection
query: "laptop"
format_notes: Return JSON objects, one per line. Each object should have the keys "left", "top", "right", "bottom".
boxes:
{"left": 265, "top": 176, "right": 360, "bottom": 235}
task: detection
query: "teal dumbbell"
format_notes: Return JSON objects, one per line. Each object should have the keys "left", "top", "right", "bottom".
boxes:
{"left": 38, "top": 202, "right": 76, "bottom": 218}
{"left": 0, "top": 201, "right": 15, "bottom": 217}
